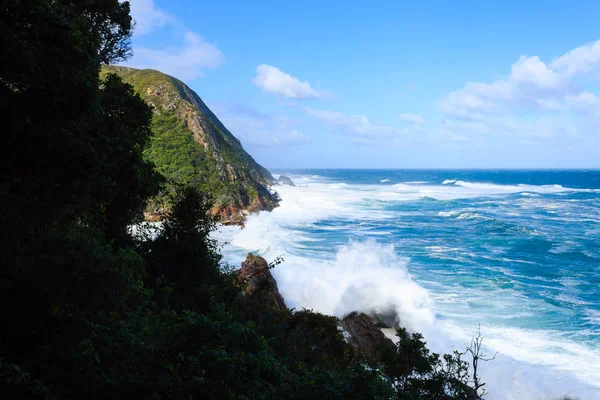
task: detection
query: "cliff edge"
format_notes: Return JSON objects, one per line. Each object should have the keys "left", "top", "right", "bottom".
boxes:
{"left": 101, "top": 65, "right": 278, "bottom": 224}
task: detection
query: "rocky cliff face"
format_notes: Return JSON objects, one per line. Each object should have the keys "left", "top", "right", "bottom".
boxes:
{"left": 233, "top": 254, "right": 395, "bottom": 362}
{"left": 235, "top": 253, "right": 287, "bottom": 311}
{"left": 341, "top": 312, "right": 396, "bottom": 362}
{"left": 277, "top": 175, "right": 295, "bottom": 186}
{"left": 101, "top": 66, "right": 278, "bottom": 224}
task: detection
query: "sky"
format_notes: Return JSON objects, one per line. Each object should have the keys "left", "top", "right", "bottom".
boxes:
{"left": 124, "top": 0, "right": 600, "bottom": 169}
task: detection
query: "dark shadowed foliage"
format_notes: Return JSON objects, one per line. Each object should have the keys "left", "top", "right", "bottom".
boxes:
{"left": 1, "top": 1, "right": 488, "bottom": 399}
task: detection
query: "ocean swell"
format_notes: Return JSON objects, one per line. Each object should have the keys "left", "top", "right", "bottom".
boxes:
{"left": 213, "top": 171, "right": 600, "bottom": 400}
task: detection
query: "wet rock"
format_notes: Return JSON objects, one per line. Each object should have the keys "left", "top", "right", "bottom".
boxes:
{"left": 341, "top": 312, "right": 396, "bottom": 362}
{"left": 371, "top": 307, "right": 400, "bottom": 329}
{"left": 277, "top": 175, "right": 295, "bottom": 186}
{"left": 235, "top": 253, "right": 287, "bottom": 311}
{"left": 210, "top": 204, "right": 245, "bottom": 226}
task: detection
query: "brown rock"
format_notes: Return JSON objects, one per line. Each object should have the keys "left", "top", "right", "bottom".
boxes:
{"left": 246, "top": 195, "right": 272, "bottom": 213}
{"left": 210, "top": 204, "right": 245, "bottom": 226}
{"left": 235, "top": 253, "right": 286, "bottom": 311}
{"left": 341, "top": 312, "right": 396, "bottom": 362}
{"left": 102, "top": 66, "right": 280, "bottom": 227}
{"left": 144, "top": 212, "right": 162, "bottom": 222}
{"left": 210, "top": 191, "right": 277, "bottom": 225}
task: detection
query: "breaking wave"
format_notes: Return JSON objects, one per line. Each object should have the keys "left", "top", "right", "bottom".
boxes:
{"left": 213, "top": 172, "right": 600, "bottom": 399}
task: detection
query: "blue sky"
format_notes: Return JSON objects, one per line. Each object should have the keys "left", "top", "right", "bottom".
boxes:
{"left": 125, "top": 0, "right": 600, "bottom": 168}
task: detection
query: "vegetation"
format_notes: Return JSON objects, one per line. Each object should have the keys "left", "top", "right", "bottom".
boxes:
{"left": 101, "top": 65, "right": 279, "bottom": 218}
{"left": 1, "top": 1, "right": 486, "bottom": 399}
{"left": 146, "top": 112, "right": 208, "bottom": 186}
{"left": 142, "top": 112, "right": 225, "bottom": 213}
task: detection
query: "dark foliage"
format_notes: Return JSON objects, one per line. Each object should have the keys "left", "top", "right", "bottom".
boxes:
{"left": 1, "top": 1, "right": 487, "bottom": 399}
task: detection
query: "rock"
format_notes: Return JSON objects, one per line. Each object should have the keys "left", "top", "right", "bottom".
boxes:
{"left": 144, "top": 211, "right": 162, "bottom": 222}
{"left": 209, "top": 190, "right": 277, "bottom": 226}
{"left": 235, "top": 253, "right": 286, "bottom": 311}
{"left": 210, "top": 204, "right": 245, "bottom": 226}
{"left": 247, "top": 194, "right": 277, "bottom": 213}
{"left": 341, "top": 312, "right": 395, "bottom": 362}
{"left": 277, "top": 175, "right": 295, "bottom": 186}
{"left": 371, "top": 307, "right": 400, "bottom": 329}
{"left": 101, "top": 65, "right": 280, "bottom": 225}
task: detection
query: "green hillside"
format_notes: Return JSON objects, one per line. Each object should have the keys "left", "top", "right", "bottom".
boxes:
{"left": 101, "top": 66, "right": 278, "bottom": 224}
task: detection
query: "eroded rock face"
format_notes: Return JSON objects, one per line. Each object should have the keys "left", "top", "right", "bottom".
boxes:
{"left": 101, "top": 66, "right": 279, "bottom": 225}
{"left": 277, "top": 175, "right": 295, "bottom": 186}
{"left": 210, "top": 205, "right": 246, "bottom": 226}
{"left": 235, "top": 253, "right": 286, "bottom": 311}
{"left": 209, "top": 190, "right": 277, "bottom": 226}
{"left": 341, "top": 312, "right": 396, "bottom": 362}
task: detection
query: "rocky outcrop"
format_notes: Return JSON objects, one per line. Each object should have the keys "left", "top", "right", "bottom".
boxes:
{"left": 209, "top": 188, "right": 278, "bottom": 225}
{"left": 210, "top": 205, "right": 246, "bottom": 226}
{"left": 101, "top": 66, "right": 279, "bottom": 225}
{"left": 341, "top": 312, "right": 396, "bottom": 362}
{"left": 230, "top": 257, "right": 478, "bottom": 398}
{"left": 232, "top": 255, "right": 395, "bottom": 362}
{"left": 232, "top": 256, "right": 399, "bottom": 364}
{"left": 277, "top": 175, "right": 295, "bottom": 186}
{"left": 235, "top": 253, "right": 286, "bottom": 311}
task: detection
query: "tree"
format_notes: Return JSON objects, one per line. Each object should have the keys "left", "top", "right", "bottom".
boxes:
{"left": 1, "top": 0, "right": 137, "bottom": 231}
{"left": 93, "top": 73, "right": 163, "bottom": 243}
{"left": 1, "top": 1, "right": 490, "bottom": 399}
{"left": 0, "top": 1, "right": 160, "bottom": 397}
{"left": 462, "top": 326, "right": 497, "bottom": 398}
{"left": 379, "top": 327, "right": 479, "bottom": 399}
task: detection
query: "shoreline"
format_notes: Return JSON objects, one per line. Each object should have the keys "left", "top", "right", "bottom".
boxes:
{"left": 215, "top": 170, "right": 600, "bottom": 400}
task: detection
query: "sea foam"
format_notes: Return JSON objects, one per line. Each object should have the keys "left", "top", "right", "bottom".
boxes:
{"left": 213, "top": 173, "right": 600, "bottom": 399}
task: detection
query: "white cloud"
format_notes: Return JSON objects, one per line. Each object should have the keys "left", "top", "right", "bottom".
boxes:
{"left": 229, "top": 117, "right": 311, "bottom": 147}
{"left": 253, "top": 65, "right": 335, "bottom": 99}
{"left": 499, "top": 117, "right": 578, "bottom": 139}
{"left": 532, "top": 118, "right": 579, "bottom": 138}
{"left": 551, "top": 39, "right": 600, "bottom": 78}
{"left": 437, "top": 39, "right": 600, "bottom": 144}
{"left": 124, "top": 1, "right": 224, "bottom": 80}
{"left": 399, "top": 113, "right": 425, "bottom": 125}
{"left": 439, "top": 82, "right": 507, "bottom": 120}
{"left": 438, "top": 115, "right": 579, "bottom": 145}
{"left": 212, "top": 103, "right": 311, "bottom": 147}
{"left": 128, "top": 31, "right": 224, "bottom": 80}
{"left": 129, "top": 0, "right": 173, "bottom": 36}
{"left": 439, "top": 55, "right": 572, "bottom": 120}
{"left": 510, "top": 56, "right": 564, "bottom": 89}
{"left": 564, "top": 91, "right": 600, "bottom": 117}
{"left": 305, "top": 108, "right": 398, "bottom": 142}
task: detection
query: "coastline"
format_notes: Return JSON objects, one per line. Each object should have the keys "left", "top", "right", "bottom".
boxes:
{"left": 214, "top": 169, "right": 600, "bottom": 400}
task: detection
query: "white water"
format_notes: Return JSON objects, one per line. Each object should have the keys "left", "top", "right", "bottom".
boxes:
{"left": 213, "top": 175, "right": 600, "bottom": 400}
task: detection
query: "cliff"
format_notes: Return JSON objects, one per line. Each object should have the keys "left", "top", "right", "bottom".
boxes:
{"left": 232, "top": 254, "right": 482, "bottom": 398}
{"left": 101, "top": 65, "right": 278, "bottom": 224}
{"left": 234, "top": 254, "right": 392, "bottom": 361}
{"left": 236, "top": 253, "right": 287, "bottom": 311}
{"left": 341, "top": 312, "right": 396, "bottom": 362}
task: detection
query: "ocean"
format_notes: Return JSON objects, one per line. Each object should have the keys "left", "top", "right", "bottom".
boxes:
{"left": 213, "top": 169, "right": 600, "bottom": 400}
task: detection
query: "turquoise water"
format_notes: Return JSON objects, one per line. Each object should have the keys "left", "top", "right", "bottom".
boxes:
{"left": 215, "top": 170, "right": 600, "bottom": 399}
